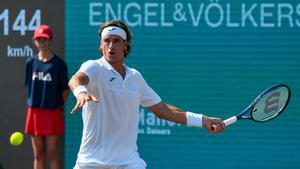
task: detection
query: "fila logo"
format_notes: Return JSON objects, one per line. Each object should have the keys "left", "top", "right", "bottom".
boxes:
{"left": 32, "top": 72, "right": 52, "bottom": 82}
{"left": 109, "top": 77, "right": 116, "bottom": 82}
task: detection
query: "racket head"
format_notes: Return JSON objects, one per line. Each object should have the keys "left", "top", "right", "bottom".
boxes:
{"left": 250, "top": 84, "right": 291, "bottom": 122}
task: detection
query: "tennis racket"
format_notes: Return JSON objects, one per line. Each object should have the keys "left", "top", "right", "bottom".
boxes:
{"left": 211, "top": 84, "right": 291, "bottom": 132}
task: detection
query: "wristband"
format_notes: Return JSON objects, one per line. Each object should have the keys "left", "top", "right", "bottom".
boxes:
{"left": 73, "top": 85, "right": 88, "bottom": 98}
{"left": 186, "top": 111, "right": 203, "bottom": 127}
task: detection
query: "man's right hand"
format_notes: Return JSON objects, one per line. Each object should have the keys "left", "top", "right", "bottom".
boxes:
{"left": 71, "top": 92, "right": 99, "bottom": 113}
{"left": 202, "top": 115, "right": 225, "bottom": 133}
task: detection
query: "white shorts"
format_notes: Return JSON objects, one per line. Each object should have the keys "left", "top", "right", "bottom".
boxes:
{"left": 74, "top": 162, "right": 146, "bottom": 169}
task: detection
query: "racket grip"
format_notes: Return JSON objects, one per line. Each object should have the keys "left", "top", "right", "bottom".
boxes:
{"left": 210, "top": 116, "right": 237, "bottom": 132}
{"left": 223, "top": 116, "right": 238, "bottom": 126}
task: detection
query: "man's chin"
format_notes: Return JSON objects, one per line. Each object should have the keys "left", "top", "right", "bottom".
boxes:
{"left": 105, "top": 55, "right": 117, "bottom": 63}
{"left": 107, "top": 55, "right": 115, "bottom": 60}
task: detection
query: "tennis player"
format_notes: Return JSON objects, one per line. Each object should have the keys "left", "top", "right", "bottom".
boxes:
{"left": 69, "top": 19, "right": 225, "bottom": 169}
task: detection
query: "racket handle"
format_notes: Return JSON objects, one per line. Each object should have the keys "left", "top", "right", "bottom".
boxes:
{"left": 210, "top": 116, "right": 237, "bottom": 132}
{"left": 223, "top": 116, "right": 238, "bottom": 126}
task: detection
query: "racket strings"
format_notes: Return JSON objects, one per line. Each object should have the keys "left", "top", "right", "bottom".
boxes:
{"left": 253, "top": 110, "right": 279, "bottom": 121}
{"left": 251, "top": 87, "right": 290, "bottom": 122}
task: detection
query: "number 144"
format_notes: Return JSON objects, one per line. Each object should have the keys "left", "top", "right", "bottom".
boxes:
{"left": 0, "top": 9, "right": 41, "bottom": 36}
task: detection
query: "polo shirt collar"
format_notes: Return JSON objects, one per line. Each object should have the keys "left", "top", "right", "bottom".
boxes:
{"left": 99, "top": 56, "right": 133, "bottom": 79}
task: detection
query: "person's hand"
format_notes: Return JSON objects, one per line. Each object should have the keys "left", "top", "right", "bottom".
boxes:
{"left": 202, "top": 116, "right": 225, "bottom": 133}
{"left": 71, "top": 92, "right": 99, "bottom": 113}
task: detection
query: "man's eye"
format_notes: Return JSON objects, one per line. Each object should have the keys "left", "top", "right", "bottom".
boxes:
{"left": 104, "top": 39, "right": 110, "bottom": 44}
{"left": 113, "top": 39, "right": 121, "bottom": 44}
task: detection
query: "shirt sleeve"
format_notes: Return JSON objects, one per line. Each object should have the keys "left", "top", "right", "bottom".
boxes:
{"left": 140, "top": 76, "right": 162, "bottom": 107}
{"left": 24, "top": 57, "right": 33, "bottom": 86}
{"left": 59, "top": 60, "right": 69, "bottom": 90}
{"left": 78, "top": 60, "right": 99, "bottom": 85}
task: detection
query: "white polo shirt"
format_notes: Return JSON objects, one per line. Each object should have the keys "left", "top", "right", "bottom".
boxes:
{"left": 75, "top": 57, "right": 161, "bottom": 166}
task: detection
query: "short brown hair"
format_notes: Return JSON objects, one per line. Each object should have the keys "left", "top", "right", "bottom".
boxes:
{"left": 98, "top": 19, "right": 132, "bottom": 57}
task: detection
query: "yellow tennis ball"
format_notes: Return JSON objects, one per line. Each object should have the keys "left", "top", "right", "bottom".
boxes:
{"left": 10, "top": 132, "right": 24, "bottom": 146}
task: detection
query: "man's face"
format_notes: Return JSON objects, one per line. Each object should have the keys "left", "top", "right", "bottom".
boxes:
{"left": 100, "top": 35, "right": 127, "bottom": 64}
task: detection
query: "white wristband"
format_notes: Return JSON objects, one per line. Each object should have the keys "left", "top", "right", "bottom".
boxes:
{"left": 186, "top": 112, "right": 203, "bottom": 127}
{"left": 73, "top": 85, "right": 88, "bottom": 98}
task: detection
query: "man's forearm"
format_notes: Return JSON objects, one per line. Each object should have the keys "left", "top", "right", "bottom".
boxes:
{"left": 150, "top": 102, "right": 187, "bottom": 124}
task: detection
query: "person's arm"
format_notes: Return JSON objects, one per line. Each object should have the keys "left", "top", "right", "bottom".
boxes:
{"left": 68, "top": 72, "right": 89, "bottom": 90}
{"left": 68, "top": 72, "right": 98, "bottom": 113}
{"left": 148, "top": 102, "right": 225, "bottom": 133}
{"left": 62, "top": 89, "right": 69, "bottom": 105}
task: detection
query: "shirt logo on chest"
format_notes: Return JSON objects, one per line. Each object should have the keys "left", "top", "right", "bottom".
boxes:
{"left": 32, "top": 72, "right": 52, "bottom": 82}
{"left": 109, "top": 77, "right": 116, "bottom": 82}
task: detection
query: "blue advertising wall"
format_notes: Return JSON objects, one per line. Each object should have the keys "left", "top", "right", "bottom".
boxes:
{"left": 65, "top": 1, "right": 300, "bottom": 169}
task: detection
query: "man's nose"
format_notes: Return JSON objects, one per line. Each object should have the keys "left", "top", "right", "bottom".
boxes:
{"left": 108, "top": 42, "right": 114, "bottom": 48}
